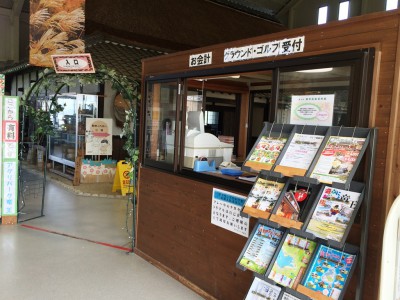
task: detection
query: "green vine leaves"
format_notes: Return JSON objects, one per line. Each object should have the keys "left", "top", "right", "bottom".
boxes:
{"left": 21, "top": 64, "right": 140, "bottom": 169}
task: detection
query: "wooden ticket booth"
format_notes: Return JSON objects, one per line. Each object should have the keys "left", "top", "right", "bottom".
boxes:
{"left": 136, "top": 9, "right": 400, "bottom": 300}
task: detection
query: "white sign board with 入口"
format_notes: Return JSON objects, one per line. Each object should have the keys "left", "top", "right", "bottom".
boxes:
{"left": 211, "top": 188, "right": 249, "bottom": 237}
{"left": 51, "top": 53, "right": 95, "bottom": 73}
{"left": 290, "top": 94, "right": 334, "bottom": 126}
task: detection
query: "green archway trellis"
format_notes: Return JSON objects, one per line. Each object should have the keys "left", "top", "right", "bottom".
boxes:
{"left": 21, "top": 65, "right": 139, "bottom": 250}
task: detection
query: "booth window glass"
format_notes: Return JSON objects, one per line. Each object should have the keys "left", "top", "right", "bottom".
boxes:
{"left": 276, "top": 66, "right": 352, "bottom": 126}
{"left": 144, "top": 81, "right": 178, "bottom": 168}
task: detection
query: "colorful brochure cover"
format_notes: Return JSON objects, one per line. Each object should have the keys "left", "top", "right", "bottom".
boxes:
{"left": 244, "top": 177, "right": 285, "bottom": 212}
{"left": 302, "top": 244, "right": 356, "bottom": 300}
{"left": 267, "top": 234, "right": 317, "bottom": 289}
{"left": 245, "top": 277, "right": 281, "bottom": 300}
{"left": 239, "top": 224, "right": 284, "bottom": 275}
{"left": 310, "top": 136, "right": 365, "bottom": 184}
{"left": 305, "top": 186, "right": 361, "bottom": 242}
{"left": 278, "top": 133, "right": 324, "bottom": 170}
{"left": 248, "top": 136, "right": 287, "bottom": 166}
{"left": 275, "top": 190, "right": 301, "bottom": 221}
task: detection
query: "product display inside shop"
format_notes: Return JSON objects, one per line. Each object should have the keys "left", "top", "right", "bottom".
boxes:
{"left": 236, "top": 123, "right": 376, "bottom": 300}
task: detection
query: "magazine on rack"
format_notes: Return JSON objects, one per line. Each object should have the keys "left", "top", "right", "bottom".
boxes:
{"left": 270, "top": 182, "right": 315, "bottom": 230}
{"left": 242, "top": 177, "right": 285, "bottom": 218}
{"left": 245, "top": 277, "right": 282, "bottom": 300}
{"left": 309, "top": 136, "right": 366, "bottom": 184}
{"left": 275, "top": 133, "right": 324, "bottom": 176}
{"left": 239, "top": 224, "right": 284, "bottom": 275}
{"left": 305, "top": 186, "right": 362, "bottom": 243}
{"left": 300, "top": 244, "right": 356, "bottom": 300}
{"left": 245, "top": 135, "right": 288, "bottom": 171}
{"left": 267, "top": 234, "right": 317, "bottom": 289}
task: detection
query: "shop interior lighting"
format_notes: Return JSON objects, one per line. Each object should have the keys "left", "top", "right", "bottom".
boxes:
{"left": 318, "top": 6, "right": 328, "bottom": 24}
{"left": 386, "top": 0, "right": 398, "bottom": 10}
{"left": 296, "top": 68, "right": 333, "bottom": 73}
{"left": 338, "top": 1, "right": 349, "bottom": 20}
{"left": 194, "top": 75, "right": 240, "bottom": 81}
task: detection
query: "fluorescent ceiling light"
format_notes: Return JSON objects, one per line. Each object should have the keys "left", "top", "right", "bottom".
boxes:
{"left": 339, "top": 1, "right": 349, "bottom": 20}
{"left": 318, "top": 6, "right": 328, "bottom": 24}
{"left": 194, "top": 75, "right": 240, "bottom": 81}
{"left": 386, "top": 0, "right": 398, "bottom": 10}
{"left": 297, "top": 68, "right": 333, "bottom": 73}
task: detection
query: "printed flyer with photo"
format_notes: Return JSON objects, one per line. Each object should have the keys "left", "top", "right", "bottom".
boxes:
{"left": 245, "top": 277, "right": 281, "bottom": 300}
{"left": 268, "top": 234, "right": 317, "bottom": 289}
{"left": 278, "top": 133, "right": 324, "bottom": 171}
{"left": 310, "top": 136, "right": 365, "bottom": 184}
{"left": 246, "top": 136, "right": 287, "bottom": 170}
{"left": 244, "top": 178, "right": 285, "bottom": 213}
{"left": 305, "top": 186, "right": 361, "bottom": 242}
{"left": 239, "top": 224, "right": 284, "bottom": 275}
{"left": 302, "top": 244, "right": 356, "bottom": 300}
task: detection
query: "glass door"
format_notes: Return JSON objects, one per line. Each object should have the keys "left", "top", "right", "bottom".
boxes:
{"left": 143, "top": 80, "right": 180, "bottom": 171}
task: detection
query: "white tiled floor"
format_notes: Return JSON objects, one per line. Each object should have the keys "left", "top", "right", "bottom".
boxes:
{"left": 0, "top": 180, "right": 203, "bottom": 300}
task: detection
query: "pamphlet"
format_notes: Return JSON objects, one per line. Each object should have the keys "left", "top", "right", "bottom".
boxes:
{"left": 310, "top": 136, "right": 366, "bottom": 184}
{"left": 305, "top": 186, "right": 361, "bottom": 242}
{"left": 267, "top": 234, "right": 317, "bottom": 289}
{"left": 244, "top": 177, "right": 285, "bottom": 212}
{"left": 246, "top": 136, "right": 287, "bottom": 169}
{"left": 239, "top": 224, "right": 284, "bottom": 275}
{"left": 281, "top": 292, "right": 301, "bottom": 300}
{"left": 275, "top": 190, "right": 301, "bottom": 221}
{"left": 278, "top": 133, "right": 324, "bottom": 171}
{"left": 302, "top": 244, "right": 356, "bottom": 300}
{"left": 245, "top": 277, "right": 281, "bottom": 300}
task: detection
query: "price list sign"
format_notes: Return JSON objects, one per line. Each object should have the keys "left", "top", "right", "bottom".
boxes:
{"left": 211, "top": 188, "right": 249, "bottom": 237}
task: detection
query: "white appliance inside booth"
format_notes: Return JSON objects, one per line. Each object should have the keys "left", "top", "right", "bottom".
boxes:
{"left": 183, "top": 111, "right": 233, "bottom": 168}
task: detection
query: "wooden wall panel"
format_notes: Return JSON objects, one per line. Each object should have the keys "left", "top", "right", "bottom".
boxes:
{"left": 136, "top": 168, "right": 253, "bottom": 300}
{"left": 139, "top": 9, "right": 400, "bottom": 300}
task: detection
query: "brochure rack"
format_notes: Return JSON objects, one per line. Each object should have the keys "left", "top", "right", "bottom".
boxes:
{"left": 238, "top": 123, "right": 377, "bottom": 300}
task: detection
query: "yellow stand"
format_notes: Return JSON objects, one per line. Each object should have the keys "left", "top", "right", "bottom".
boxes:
{"left": 112, "top": 160, "right": 133, "bottom": 196}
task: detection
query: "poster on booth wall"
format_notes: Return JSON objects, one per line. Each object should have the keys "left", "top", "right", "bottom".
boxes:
{"left": 211, "top": 188, "right": 249, "bottom": 237}
{"left": 85, "top": 118, "right": 113, "bottom": 155}
{"left": 290, "top": 94, "right": 334, "bottom": 126}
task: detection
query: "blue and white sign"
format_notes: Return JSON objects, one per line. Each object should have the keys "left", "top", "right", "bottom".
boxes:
{"left": 211, "top": 188, "right": 249, "bottom": 237}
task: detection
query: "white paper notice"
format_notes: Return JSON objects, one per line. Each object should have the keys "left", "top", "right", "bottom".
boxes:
{"left": 290, "top": 94, "right": 334, "bottom": 126}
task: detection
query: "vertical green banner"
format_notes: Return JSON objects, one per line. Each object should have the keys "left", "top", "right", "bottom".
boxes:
{"left": 0, "top": 92, "right": 2, "bottom": 219}
{"left": 1, "top": 96, "right": 19, "bottom": 216}
{"left": 0, "top": 74, "right": 4, "bottom": 95}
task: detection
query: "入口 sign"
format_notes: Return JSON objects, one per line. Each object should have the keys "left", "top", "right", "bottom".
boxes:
{"left": 51, "top": 53, "right": 95, "bottom": 73}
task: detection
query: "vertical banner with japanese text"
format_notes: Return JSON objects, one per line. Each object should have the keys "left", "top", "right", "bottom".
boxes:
{"left": 29, "top": 0, "right": 86, "bottom": 67}
{"left": 0, "top": 74, "right": 4, "bottom": 95}
{"left": 0, "top": 76, "right": 3, "bottom": 219}
{"left": 1, "top": 96, "right": 19, "bottom": 216}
